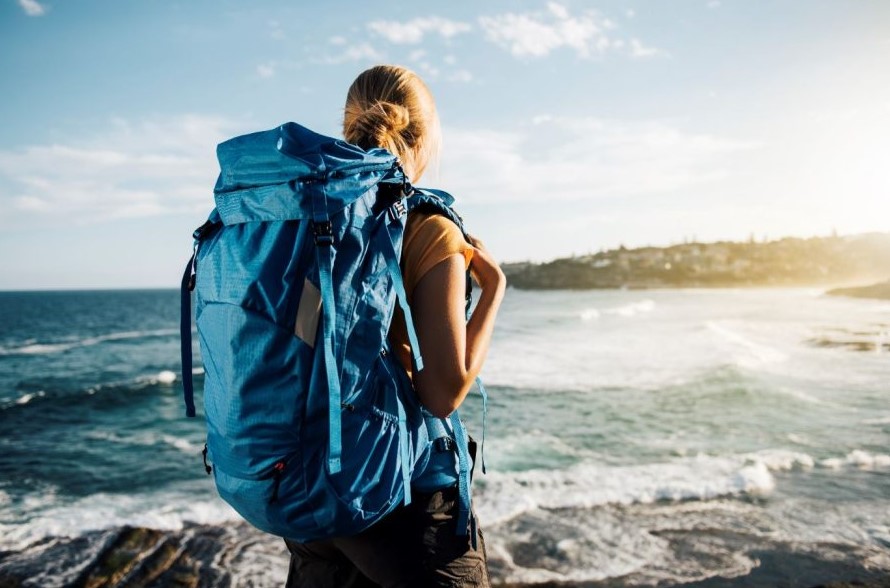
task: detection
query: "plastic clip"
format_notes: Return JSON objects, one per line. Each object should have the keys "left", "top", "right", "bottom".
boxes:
{"left": 201, "top": 444, "right": 212, "bottom": 475}
{"left": 434, "top": 437, "right": 456, "bottom": 452}
{"left": 313, "top": 221, "right": 333, "bottom": 246}
{"left": 388, "top": 200, "right": 407, "bottom": 221}
{"left": 186, "top": 242, "right": 199, "bottom": 291}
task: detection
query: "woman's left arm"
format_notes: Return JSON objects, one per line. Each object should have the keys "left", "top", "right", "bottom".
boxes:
{"left": 410, "top": 238, "right": 506, "bottom": 418}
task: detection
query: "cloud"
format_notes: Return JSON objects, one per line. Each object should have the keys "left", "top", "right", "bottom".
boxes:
{"left": 268, "top": 20, "right": 285, "bottom": 40}
{"left": 256, "top": 62, "right": 276, "bottom": 78}
{"left": 629, "top": 38, "right": 663, "bottom": 58}
{"left": 367, "top": 17, "right": 472, "bottom": 44}
{"left": 438, "top": 116, "right": 758, "bottom": 204}
{"left": 18, "top": 0, "right": 46, "bottom": 16}
{"left": 403, "top": 48, "right": 474, "bottom": 82}
{"left": 478, "top": 3, "right": 615, "bottom": 58}
{"left": 447, "top": 70, "right": 473, "bottom": 83}
{"left": 478, "top": 3, "right": 660, "bottom": 59}
{"left": 318, "top": 42, "right": 383, "bottom": 64}
{"left": 0, "top": 115, "right": 238, "bottom": 225}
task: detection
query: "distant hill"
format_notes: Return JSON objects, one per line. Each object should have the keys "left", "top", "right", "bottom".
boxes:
{"left": 503, "top": 233, "right": 890, "bottom": 290}
{"left": 826, "top": 280, "right": 890, "bottom": 301}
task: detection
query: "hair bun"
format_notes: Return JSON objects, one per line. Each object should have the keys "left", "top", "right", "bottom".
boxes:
{"left": 376, "top": 101, "right": 410, "bottom": 133}
{"left": 353, "top": 101, "right": 410, "bottom": 148}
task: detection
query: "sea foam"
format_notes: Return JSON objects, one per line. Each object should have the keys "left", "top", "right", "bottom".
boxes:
{"left": 0, "top": 329, "right": 178, "bottom": 356}
{"left": 706, "top": 320, "right": 787, "bottom": 367}
{"left": 475, "top": 454, "right": 778, "bottom": 526}
{"left": 0, "top": 486, "right": 238, "bottom": 552}
{"left": 136, "top": 370, "right": 178, "bottom": 385}
{"left": 605, "top": 299, "right": 656, "bottom": 317}
{"left": 475, "top": 445, "right": 882, "bottom": 528}
{"left": 820, "top": 450, "right": 890, "bottom": 470}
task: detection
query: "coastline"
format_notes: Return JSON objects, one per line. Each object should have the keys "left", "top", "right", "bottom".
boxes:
{"left": 826, "top": 281, "right": 890, "bottom": 301}
{"left": 2, "top": 523, "right": 889, "bottom": 587}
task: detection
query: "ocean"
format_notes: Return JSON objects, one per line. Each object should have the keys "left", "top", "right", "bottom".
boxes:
{"left": 1, "top": 288, "right": 888, "bottom": 586}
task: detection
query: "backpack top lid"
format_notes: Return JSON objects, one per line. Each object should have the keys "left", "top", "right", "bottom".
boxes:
{"left": 213, "top": 122, "right": 399, "bottom": 226}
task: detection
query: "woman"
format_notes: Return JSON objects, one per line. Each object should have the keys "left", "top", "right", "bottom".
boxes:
{"left": 285, "top": 65, "right": 506, "bottom": 587}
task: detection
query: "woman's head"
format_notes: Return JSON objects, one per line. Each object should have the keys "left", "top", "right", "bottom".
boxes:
{"left": 343, "top": 65, "right": 440, "bottom": 183}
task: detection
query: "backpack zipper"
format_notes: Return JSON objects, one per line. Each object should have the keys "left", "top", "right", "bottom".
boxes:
{"left": 269, "top": 460, "right": 287, "bottom": 504}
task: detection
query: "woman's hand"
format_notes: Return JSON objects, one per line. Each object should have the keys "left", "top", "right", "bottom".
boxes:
{"left": 467, "top": 234, "right": 506, "bottom": 294}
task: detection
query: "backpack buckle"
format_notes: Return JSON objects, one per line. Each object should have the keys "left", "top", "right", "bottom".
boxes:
{"left": 313, "top": 221, "right": 333, "bottom": 245}
{"left": 192, "top": 220, "right": 217, "bottom": 241}
{"left": 388, "top": 200, "right": 406, "bottom": 221}
{"left": 433, "top": 437, "right": 455, "bottom": 452}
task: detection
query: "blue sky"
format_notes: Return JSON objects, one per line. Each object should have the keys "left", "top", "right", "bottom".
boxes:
{"left": 1, "top": 0, "right": 888, "bottom": 289}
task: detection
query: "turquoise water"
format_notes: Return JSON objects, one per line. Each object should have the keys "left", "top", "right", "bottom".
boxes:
{"left": 0, "top": 288, "right": 888, "bottom": 584}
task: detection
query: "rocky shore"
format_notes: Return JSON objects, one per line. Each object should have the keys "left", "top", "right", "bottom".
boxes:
{"left": 0, "top": 523, "right": 287, "bottom": 588}
{"left": 2, "top": 523, "right": 889, "bottom": 587}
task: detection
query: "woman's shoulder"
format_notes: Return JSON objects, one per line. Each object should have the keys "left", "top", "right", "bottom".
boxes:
{"left": 406, "top": 210, "right": 460, "bottom": 232}
{"left": 405, "top": 212, "right": 466, "bottom": 246}
{"left": 402, "top": 212, "right": 473, "bottom": 287}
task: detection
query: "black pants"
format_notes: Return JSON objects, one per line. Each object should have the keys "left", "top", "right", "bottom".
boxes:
{"left": 284, "top": 485, "right": 490, "bottom": 588}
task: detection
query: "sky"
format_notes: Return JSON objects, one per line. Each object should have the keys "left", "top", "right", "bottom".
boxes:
{"left": 0, "top": 0, "right": 888, "bottom": 289}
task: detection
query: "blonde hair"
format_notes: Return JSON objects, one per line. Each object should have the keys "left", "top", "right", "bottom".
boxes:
{"left": 343, "top": 65, "right": 440, "bottom": 182}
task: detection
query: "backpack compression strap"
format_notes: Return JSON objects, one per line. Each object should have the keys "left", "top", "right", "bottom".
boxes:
{"left": 310, "top": 182, "right": 343, "bottom": 475}
{"left": 308, "top": 169, "right": 425, "bottom": 480}
{"left": 373, "top": 203, "right": 429, "bottom": 506}
{"left": 450, "top": 411, "right": 477, "bottom": 548}
{"left": 180, "top": 217, "right": 221, "bottom": 418}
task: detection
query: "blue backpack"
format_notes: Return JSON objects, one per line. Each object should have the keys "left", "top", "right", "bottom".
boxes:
{"left": 180, "top": 122, "right": 485, "bottom": 543}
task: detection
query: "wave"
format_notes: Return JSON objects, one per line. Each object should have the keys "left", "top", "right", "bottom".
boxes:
{"left": 475, "top": 454, "right": 776, "bottom": 526}
{"left": 1, "top": 369, "right": 194, "bottom": 411}
{"left": 14, "top": 391, "right": 46, "bottom": 405}
{"left": 820, "top": 450, "right": 890, "bottom": 470}
{"left": 2, "top": 447, "right": 887, "bottom": 575}
{"left": 136, "top": 370, "right": 178, "bottom": 385}
{"left": 474, "top": 448, "right": 881, "bottom": 526}
{"left": 0, "top": 391, "right": 47, "bottom": 410}
{"left": 580, "top": 308, "right": 600, "bottom": 321}
{"left": 84, "top": 430, "right": 203, "bottom": 455}
{"left": 705, "top": 320, "right": 787, "bottom": 368}
{"left": 0, "top": 483, "right": 238, "bottom": 553}
{"left": 0, "top": 329, "right": 179, "bottom": 356}
{"left": 580, "top": 300, "right": 656, "bottom": 321}
{"left": 605, "top": 299, "right": 655, "bottom": 317}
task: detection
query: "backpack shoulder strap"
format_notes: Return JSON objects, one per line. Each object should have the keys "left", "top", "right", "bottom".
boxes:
{"left": 404, "top": 186, "right": 490, "bottom": 542}
{"left": 405, "top": 188, "right": 469, "bottom": 240}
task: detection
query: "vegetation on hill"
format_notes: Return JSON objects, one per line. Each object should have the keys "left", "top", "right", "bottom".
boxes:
{"left": 503, "top": 233, "right": 890, "bottom": 290}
